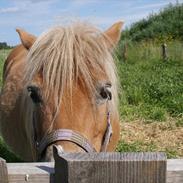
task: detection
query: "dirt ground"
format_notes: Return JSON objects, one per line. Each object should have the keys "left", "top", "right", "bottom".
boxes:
{"left": 120, "top": 119, "right": 183, "bottom": 158}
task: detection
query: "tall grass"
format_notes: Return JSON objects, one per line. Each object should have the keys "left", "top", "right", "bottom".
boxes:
{"left": 118, "top": 40, "right": 183, "bottom": 63}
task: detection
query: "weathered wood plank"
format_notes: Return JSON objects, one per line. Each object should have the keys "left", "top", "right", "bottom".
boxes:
{"left": 3, "top": 157, "right": 183, "bottom": 183}
{"left": 7, "top": 162, "right": 54, "bottom": 183}
{"left": 0, "top": 157, "right": 8, "bottom": 183}
{"left": 54, "top": 148, "right": 167, "bottom": 183}
{"left": 167, "top": 159, "right": 183, "bottom": 183}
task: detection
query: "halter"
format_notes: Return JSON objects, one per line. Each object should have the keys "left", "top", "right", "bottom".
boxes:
{"left": 35, "top": 99, "right": 113, "bottom": 158}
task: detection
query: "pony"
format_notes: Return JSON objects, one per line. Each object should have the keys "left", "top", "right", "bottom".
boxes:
{"left": 0, "top": 21, "right": 123, "bottom": 161}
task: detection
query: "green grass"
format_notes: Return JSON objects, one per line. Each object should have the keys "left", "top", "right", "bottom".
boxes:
{"left": 116, "top": 140, "right": 179, "bottom": 159}
{"left": 117, "top": 41, "right": 183, "bottom": 122}
{"left": 116, "top": 41, "right": 183, "bottom": 158}
{"left": 175, "top": 118, "right": 183, "bottom": 127}
{"left": 116, "top": 140, "right": 157, "bottom": 154}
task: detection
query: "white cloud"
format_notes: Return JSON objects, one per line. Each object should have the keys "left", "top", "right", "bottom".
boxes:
{"left": 0, "top": 7, "right": 20, "bottom": 13}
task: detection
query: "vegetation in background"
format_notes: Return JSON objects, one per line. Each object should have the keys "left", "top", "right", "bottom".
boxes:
{"left": 115, "top": 3, "right": 183, "bottom": 157}
{"left": 0, "top": 42, "right": 12, "bottom": 49}
{"left": 115, "top": 3, "right": 183, "bottom": 124}
{"left": 117, "top": 42, "right": 183, "bottom": 122}
{"left": 122, "top": 3, "right": 183, "bottom": 42}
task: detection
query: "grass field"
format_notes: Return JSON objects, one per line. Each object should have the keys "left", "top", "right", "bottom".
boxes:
{"left": 0, "top": 41, "right": 182, "bottom": 161}
{"left": 116, "top": 41, "right": 183, "bottom": 158}
{"left": 117, "top": 41, "right": 183, "bottom": 121}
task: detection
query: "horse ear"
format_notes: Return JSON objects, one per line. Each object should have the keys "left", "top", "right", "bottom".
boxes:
{"left": 103, "top": 21, "right": 124, "bottom": 48}
{"left": 16, "top": 28, "right": 36, "bottom": 50}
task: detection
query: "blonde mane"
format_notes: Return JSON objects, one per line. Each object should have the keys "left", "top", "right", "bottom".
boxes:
{"left": 24, "top": 22, "right": 119, "bottom": 115}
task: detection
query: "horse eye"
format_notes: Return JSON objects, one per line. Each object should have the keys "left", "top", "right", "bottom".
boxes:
{"left": 99, "top": 83, "right": 112, "bottom": 100}
{"left": 27, "top": 86, "right": 42, "bottom": 104}
{"left": 100, "top": 87, "right": 112, "bottom": 100}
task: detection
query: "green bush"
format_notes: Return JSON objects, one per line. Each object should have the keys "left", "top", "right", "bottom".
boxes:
{"left": 122, "top": 3, "right": 183, "bottom": 42}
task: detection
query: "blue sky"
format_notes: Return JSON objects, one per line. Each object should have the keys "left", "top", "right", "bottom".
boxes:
{"left": 0, "top": 0, "right": 182, "bottom": 46}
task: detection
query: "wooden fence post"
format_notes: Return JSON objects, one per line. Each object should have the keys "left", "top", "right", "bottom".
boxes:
{"left": 162, "top": 43, "right": 168, "bottom": 61}
{"left": 167, "top": 159, "right": 183, "bottom": 183}
{"left": 0, "top": 157, "right": 8, "bottom": 183}
{"left": 54, "top": 146, "right": 167, "bottom": 183}
{"left": 123, "top": 43, "right": 128, "bottom": 62}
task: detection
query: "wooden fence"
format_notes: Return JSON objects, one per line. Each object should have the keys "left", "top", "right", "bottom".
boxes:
{"left": 0, "top": 147, "right": 183, "bottom": 183}
{"left": 122, "top": 42, "right": 169, "bottom": 62}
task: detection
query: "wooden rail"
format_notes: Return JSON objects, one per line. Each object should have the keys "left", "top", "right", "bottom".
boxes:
{"left": 0, "top": 149, "right": 182, "bottom": 182}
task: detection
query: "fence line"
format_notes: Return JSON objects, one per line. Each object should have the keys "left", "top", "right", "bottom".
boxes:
{"left": 120, "top": 42, "right": 177, "bottom": 62}
{"left": 0, "top": 149, "right": 183, "bottom": 183}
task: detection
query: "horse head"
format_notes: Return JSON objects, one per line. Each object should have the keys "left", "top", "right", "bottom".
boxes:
{"left": 17, "top": 22, "right": 123, "bottom": 161}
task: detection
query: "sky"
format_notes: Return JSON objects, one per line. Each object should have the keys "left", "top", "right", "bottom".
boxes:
{"left": 0, "top": 0, "right": 182, "bottom": 46}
